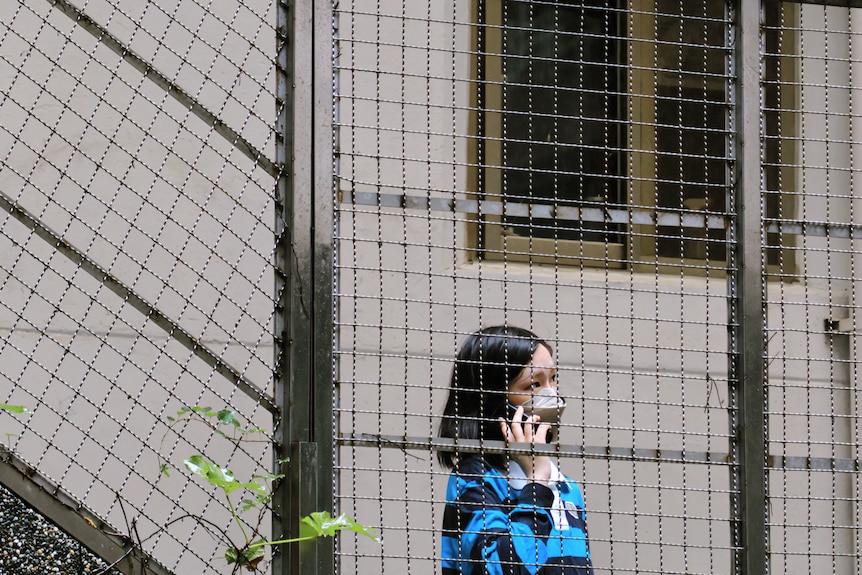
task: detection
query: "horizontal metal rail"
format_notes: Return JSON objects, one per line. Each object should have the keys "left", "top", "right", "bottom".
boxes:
{"left": 342, "top": 191, "right": 862, "bottom": 239}
{"left": 341, "top": 434, "right": 860, "bottom": 473}
{"left": 775, "top": 0, "right": 862, "bottom": 8}
{"left": 342, "top": 433, "right": 734, "bottom": 465}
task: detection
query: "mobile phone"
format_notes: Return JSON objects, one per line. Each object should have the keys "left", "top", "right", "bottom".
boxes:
{"left": 506, "top": 402, "right": 526, "bottom": 423}
{"left": 506, "top": 403, "right": 553, "bottom": 443}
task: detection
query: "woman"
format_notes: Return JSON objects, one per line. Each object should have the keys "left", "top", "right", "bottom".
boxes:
{"left": 439, "top": 326, "right": 593, "bottom": 575}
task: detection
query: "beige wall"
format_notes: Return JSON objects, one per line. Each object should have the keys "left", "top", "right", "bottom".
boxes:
{"left": 1, "top": 1, "right": 860, "bottom": 574}
{"left": 335, "top": 2, "right": 861, "bottom": 574}
{"left": 0, "top": 1, "right": 276, "bottom": 573}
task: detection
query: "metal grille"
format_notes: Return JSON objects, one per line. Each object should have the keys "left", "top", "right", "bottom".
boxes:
{"left": 764, "top": 3, "right": 862, "bottom": 574}
{"left": 4, "top": 1, "right": 862, "bottom": 574}
{"left": 0, "top": 1, "right": 277, "bottom": 573}
{"left": 333, "top": 1, "right": 861, "bottom": 575}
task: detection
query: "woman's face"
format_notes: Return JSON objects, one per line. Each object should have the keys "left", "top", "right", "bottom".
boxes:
{"left": 507, "top": 344, "right": 557, "bottom": 406}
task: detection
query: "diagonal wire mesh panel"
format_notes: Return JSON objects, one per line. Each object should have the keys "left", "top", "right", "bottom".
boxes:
{"left": 0, "top": 1, "right": 278, "bottom": 573}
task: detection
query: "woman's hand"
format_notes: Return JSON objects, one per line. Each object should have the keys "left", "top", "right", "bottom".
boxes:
{"left": 500, "top": 405, "right": 552, "bottom": 486}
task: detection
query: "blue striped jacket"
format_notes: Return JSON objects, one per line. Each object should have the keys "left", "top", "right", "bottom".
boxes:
{"left": 441, "top": 455, "right": 593, "bottom": 575}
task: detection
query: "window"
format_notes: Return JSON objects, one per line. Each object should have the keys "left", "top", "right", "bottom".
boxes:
{"left": 478, "top": 0, "right": 627, "bottom": 267}
{"left": 474, "top": 0, "right": 794, "bottom": 273}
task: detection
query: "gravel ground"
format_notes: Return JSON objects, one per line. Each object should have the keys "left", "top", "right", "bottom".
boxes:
{"left": 0, "top": 484, "right": 120, "bottom": 575}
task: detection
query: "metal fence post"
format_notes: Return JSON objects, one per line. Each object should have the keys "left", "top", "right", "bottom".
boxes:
{"left": 729, "top": 1, "right": 769, "bottom": 574}
{"left": 274, "top": 1, "right": 335, "bottom": 574}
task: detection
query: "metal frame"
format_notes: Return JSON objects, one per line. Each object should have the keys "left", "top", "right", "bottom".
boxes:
{"left": 273, "top": 1, "right": 335, "bottom": 575}
{"left": 730, "top": 1, "right": 768, "bottom": 574}
{"left": 294, "top": 0, "right": 862, "bottom": 575}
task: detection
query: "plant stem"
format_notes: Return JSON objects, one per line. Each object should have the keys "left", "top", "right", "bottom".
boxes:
{"left": 247, "top": 535, "right": 318, "bottom": 549}
{"left": 226, "top": 495, "right": 249, "bottom": 543}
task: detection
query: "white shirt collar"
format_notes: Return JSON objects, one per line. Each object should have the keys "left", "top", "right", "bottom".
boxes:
{"left": 507, "top": 459, "right": 563, "bottom": 490}
{"left": 506, "top": 460, "right": 571, "bottom": 530}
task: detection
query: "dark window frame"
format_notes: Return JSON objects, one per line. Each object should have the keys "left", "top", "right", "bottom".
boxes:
{"left": 474, "top": 0, "right": 797, "bottom": 277}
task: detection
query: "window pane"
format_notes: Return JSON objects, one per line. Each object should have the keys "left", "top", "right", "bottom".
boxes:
{"left": 654, "top": 0, "right": 730, "bottom": 262}
{"left": 486, "top": 0, "right": 739, "bottom": 268}
{"left": 500, "top": 0, "right": 624, "bottom": 243}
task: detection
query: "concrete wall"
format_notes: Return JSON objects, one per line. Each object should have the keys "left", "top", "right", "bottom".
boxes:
{"left": 1, "top": 1, "right": 860, "bottom": 574}
{"left": 334, "top": 2, "right": 861, "bottom": 574}
{"left": 0, "top": 2, "right": 276, "bottom": 573}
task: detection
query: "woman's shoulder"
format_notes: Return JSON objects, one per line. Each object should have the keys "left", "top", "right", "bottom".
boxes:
{"left": 452, "top": 454, "right": 496, "bottom": 477}
{"left": 450, "top": 455, "right": 509, "bottom": 489}
{"left": 557, "top": 473, "right": 587, "bottom": 505}
{"left": 447, "top": 456, "right": 510, "bottom": 503}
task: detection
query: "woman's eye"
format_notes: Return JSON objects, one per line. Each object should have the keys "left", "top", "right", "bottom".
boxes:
{"left": 530, "top": 381, "right": 540, "bottom": 388}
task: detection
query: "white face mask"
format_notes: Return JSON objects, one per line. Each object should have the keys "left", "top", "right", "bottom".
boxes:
{"left": 515, "top": 387, "right": 567, "bottom": 425}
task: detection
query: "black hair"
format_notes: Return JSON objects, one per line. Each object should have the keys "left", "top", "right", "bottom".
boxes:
{"left": 437, "top": 325, "right": 551, "bottom": 470}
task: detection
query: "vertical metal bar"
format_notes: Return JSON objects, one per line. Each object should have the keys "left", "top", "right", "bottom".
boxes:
{"left": 729, "top": 1, "right": 769, "bottom": 574}
{"left": 273, "top": 0, "right": 294, "bottom": 568}
{"left": 850, "top": 10, "right": 862, "bottom": 573}
{"left": 274, "top": 0, "right": 334, "bottom": 574}
{"left": 312, "top": 0, "right": 337, "bottom": 573}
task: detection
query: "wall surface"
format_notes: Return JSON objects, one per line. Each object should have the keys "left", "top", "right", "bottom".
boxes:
{"left": 1, "top": 2, "right": 861, "bottom": 575}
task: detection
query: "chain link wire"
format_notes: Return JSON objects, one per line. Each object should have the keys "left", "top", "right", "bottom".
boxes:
{"left": 0, "top": 1, "right": 277, "bottom": 573}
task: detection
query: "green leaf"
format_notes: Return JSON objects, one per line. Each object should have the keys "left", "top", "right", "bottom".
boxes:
{"left": 301, "top": 511, "right": 380, "bottom": 542}
{"left": 0, "top": 403, "right": 28, "bottom": 413}
{"left": 253, "top": 472, "right": 284, "bottom": 482}
{"left": 184, "top": 455, "right": 238, "bottom": 492}
{"left": 159, "top": 464, "right": 171, "bottom": 477}
{"left": 225, "top": 543, "right": 265, "bottom": 568}
{"left": 183, "top": 455, "right": 267, "bottom": 496}
{"left": 239, "top": 480, "right": 266, "bottom": 496}
{"left": 217, "top": 409, "right": 240, "bottom": 428}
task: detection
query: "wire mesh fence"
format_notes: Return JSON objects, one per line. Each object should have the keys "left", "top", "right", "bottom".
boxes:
{"left": 334, "top": 1, "right": 861, "bottom": 575}
{"left": 2, "top": 1, "right": 862, "bottom": 575}
{"left": 0, "top": 0, "right": 278, "bottom": 573}
{"left": 764, "top": 3, "right": 862, "bottom": 573}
